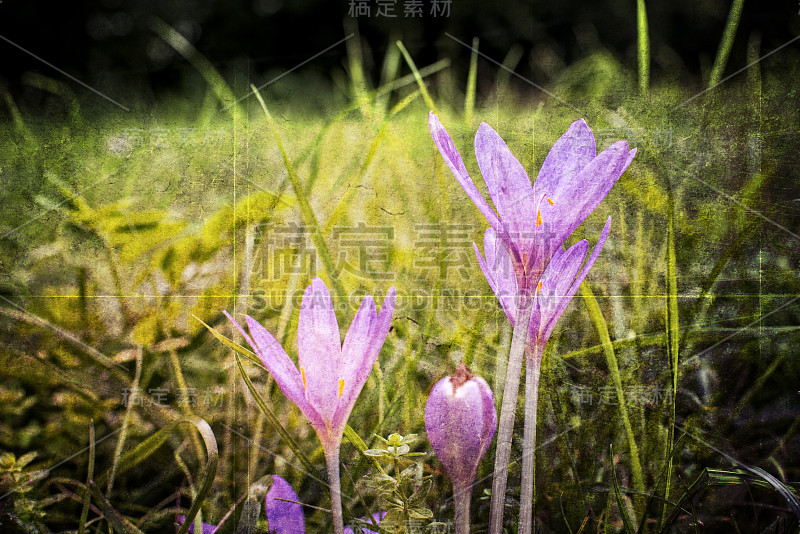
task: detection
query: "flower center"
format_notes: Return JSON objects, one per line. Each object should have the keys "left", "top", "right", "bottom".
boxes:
{"left": 301, "top": 367, "right": 345, "bottom": 400}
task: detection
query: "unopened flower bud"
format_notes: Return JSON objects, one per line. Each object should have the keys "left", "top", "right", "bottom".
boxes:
{"left": 424, "top": 362, "right": 497, "bottom": 489}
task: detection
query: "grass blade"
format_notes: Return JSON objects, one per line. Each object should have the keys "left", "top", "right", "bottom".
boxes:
{"left": 344, "top": 19, "right": 372, "bottom": 117}
{"left": 610, "top": 445, "right": 637, "bottom": 534}
{"left": 150, "top": 17, "right": 241, "bottom": 117}
{"left": 234, "top": 354, "right": 326, "bottom": 486}
{"left": 636, "top": 0, "right": 650, "bottom": 94}
{"left": 708, "top": 0, "right": 746, "bottom": 88}
{"left": 663, "top": 185, "right": 679, "bottom": 517}
{"left": 343, "top": 425, "right": 385, "bottom": 474}
{"left": 176, "top": 417, "right": 219, "bottom": 534}
{"left": 88, "top": 480, "right": 145, "bottom": 534}
{"left": 78, "top": 423, "right": 95, "bottom": 534}
{"left": 378, "top": 32, "right": 402, "bottom": 114}
{"left": 464, "top": 37, "right": 479, "bottom": 126}
{"left": 581, "top": 284, "right": 645, "bottom": 495}
{"left": 639, "top": 433, "right": 686, "bottom": 531}
{"left": 251, "top": 84, "right": 347, "bottom": 298}
{"left": 396, "top": 40, "right": 438, "bottom": 114}
{"left": 106, "top": 347, "right": 142, "bottom": 496}
{"left": 193, "top": 314, "right": 266, "bottom": 370}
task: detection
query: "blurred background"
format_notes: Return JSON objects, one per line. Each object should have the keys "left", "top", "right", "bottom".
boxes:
{"left": 0, "top": 0, "right": 798, "bottom": 108}
{"left": 2, "top": 0, "right": 800, "bottom": 532}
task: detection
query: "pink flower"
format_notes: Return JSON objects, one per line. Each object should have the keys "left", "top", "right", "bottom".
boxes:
{"left": 225, "top": 277, "right": 395, "bottom": 534}
{"left": 429, "top": 112, "right": 635, "bottom": 296}
{"left": 425, "top": 362, "right": 497, "bottom": 534}
{"left": 475, "top": 219, "right": 610, "bottom": 349}
{"left": 225, "top": 277, "right": 395, "bottom": 448}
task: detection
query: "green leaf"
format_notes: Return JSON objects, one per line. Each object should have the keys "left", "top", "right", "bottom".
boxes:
{"left": 88, "top": 480, "right": 145, "bottom": 534}
{"left": 409, "top": 479, "right": 432, "bottom": 505}
{"left": 345, "top": 425, "right": 385, "bottom": 474}
{"left": 399, "top": 466, "right": 416, "bottom": 480}
{"left": 193, "top": 314, "right": 266, "bottom": 370}
{"left": 15, "top": 452, "right": 37, "bottom": 469}
{"left": 407, "top": 506, "right": 433, "bottom": 519}
{"left": 399, "top": 434, "right": 418, "bottom": 445}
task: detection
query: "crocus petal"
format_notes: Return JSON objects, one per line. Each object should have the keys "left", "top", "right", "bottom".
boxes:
{"left": 365, "top": 286, "right": 396, "bottom": 372}
{"left": 429, "top": 112, "right": 502, "bottom": 230}
{"left": 335, "top": 295, "right": 377, "bottom": 424}
{"left": 534, "top": 119, "right": 597, "bottom": 195}
{"left": 344, "top": 512, "right": 386, "bottom": 534}
{"left": 298, "top": 277, "right": 342, "bottom": 424}
{"left": 177, "top": 516, "right": 216, "bottom": 534}
{"left": 541, "top": 217, "right": 611, "bottom": 342}
{"left": 528, "top": 239, "right": 589, "bottom": 345}
{"left": 474, "top": 122, "right": 537, "bottom": 263}
{"left": 339, "top": 295, "right": 377, "bottom": 394}
{"left": 546, "top": 141, "right": 634, "bottom": 245}
{"left": 236, "top": 313, "right": 327, "bottom": 433}
{"left": 333, "top": 287, "right": 395, "bottom": 433}
{"left": 265, "top": 475, "right": 306, "bottom": 534}
{"left": 474, "top": 227, "right": 518, "bottom": 324}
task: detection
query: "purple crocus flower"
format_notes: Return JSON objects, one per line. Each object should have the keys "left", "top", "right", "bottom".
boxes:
{"left": 431, "top": 112, "right": 635, "bottom": 534}
{"left": 343, "top": 511, "right": 386, "bottom": 534}
{"left": 425, "top": 362, "right": 496, "bottom": 534}
{"left": 266, "top": 475, "right": 306, "bottom": 534}
{"left": 177, "top": 476, "right": 305, "bottom": 534}
{"left": 225, "top": 277, "right": 396, "bottom": 534}
{"left": 429, "top": 112, "right": 635, "bottom": 295}
{"left": 475, "top": 218, "right": 610, "bottom": 350}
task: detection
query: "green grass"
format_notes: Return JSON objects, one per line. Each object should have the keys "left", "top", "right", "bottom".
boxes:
{"left": 1, "top": 22, "right": 800, "bottom": 533}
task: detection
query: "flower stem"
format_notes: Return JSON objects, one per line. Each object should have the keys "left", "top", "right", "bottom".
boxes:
{"left": 453, "top": 479, "right": 472, "bottom": 534}
{"left": 489, "top": 295, "right": 534, "bottom": 534}
{"left": 324, "top": 446, "right": 345, "bottom": 534}
{"left": 518, "top": 344, "right": 543, "bottom": 534}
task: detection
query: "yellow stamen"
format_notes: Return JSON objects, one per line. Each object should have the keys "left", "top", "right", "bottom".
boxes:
{"left": 536, "top": 281, "right": 542, "bottom": 295}
{"left": 536, "top": 210, "right": 542, "bottom": 228}
{"left": 547, "top": 197, "right": 554, "bottom": 205}
{"left": 301, "top": 366, "right": 307, "bottom": 389}
{"left": 338, "top": 379, "right": 345, "bottom": 399}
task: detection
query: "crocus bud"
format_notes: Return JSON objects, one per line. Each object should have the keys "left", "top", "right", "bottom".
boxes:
{"left": 425, "top": 362, "right": 497, "bottom": 490}
{"left": 265, "top": 475, "right": 306, "bottom": 534}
